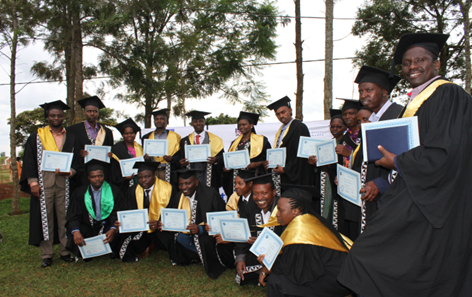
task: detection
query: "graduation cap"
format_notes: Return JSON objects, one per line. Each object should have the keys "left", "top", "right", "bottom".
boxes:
{"left": 329, "top": 109, "right": 343, "bottom": 120}
{"left": 185, "top": 110, "right": 211, "bottom": 120}
{"left": 244, "top": 173, "right": 273, "bottom": 185}
{"left": 176, "top": 168, "right": 202, "bottom": 180}
{"left": 237, "top": 111, "right": 260, "bottom": 125}
{"left": 77, "top": 96, "right": 106, "bottom": 109}
{"left": 40, "top": 100, "right": 70, "bottom": 117}
{"left": 337, "top": 98, "right": 362, "bottom": 112}
{"left": 85, "top": 159, "right": 108, "bottom": 173}
{"left": 115, "top": 118, "right": 141, "bottom": 135}
{"left": 390, "top": 33, "right": 449, "bottom": 77}
{"left": 236, "top": 169, "right": 256, "bottom": 180}
{"left": 280, "top": 184, "right": 319, "bottom": 202}
{"left": 150, "top": 108, "right": 170, "bottom": 117}
{"left": 132, "top": 161, "right": 160, "bottom": 173}
{"left": 266, "top": 96, "right": 291, "bottom": 111}
{"left": 355, "top": 66, "right": 401, "bottom": 94}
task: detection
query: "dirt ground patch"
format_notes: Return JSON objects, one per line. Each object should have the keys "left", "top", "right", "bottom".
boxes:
{"left": 0, "top": 183, "right": 29, "bottom": 201}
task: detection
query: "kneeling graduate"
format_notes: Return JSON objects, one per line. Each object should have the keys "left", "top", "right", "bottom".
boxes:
{"left": 66, "top": 160, "right": 124, "bottom": 260}
{"left": 259, "top": 185, "right": 353, "bottom": 297}
{"left": 116, "top": 162, "right": 176, "bottom": 262}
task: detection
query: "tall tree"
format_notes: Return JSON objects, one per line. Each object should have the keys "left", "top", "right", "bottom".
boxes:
{"left": 458, "top": 0, "right": 472, "bottom": 94}
{"left": 99, "top": 0, "right": 283, "bottom": 128}
{"left": 0, "top": 0, "right": 44, "bottom": 215}
{"left": 294, "top": 0, "right": 303, "bottom": 120}
{"left": 324, "top": 0, "right": 334, "bottom": 120}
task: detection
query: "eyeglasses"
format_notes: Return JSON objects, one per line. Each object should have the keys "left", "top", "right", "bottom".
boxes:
{"left": 329, "top": 125, "right": 345, "bottom": 129}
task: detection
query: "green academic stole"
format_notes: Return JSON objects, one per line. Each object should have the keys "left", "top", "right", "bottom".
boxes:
{"left": 402, "top": 79, "right": 454, "bottom": 118}
{"left": 84, "top": 181, "right": 114, "bottom": 220}
{"left": 228, "top": 133, "right": 264, "bottom": 159}
{"left": 149, "top": 130, "right": 181, "bottom": 163}
{"left": 135, "top": 178, "right": 172, "bottom": 233}
{"left": 280, "top": 214, "right": 352, "bottom": 253}
{"left": 188, "top": 132, "right": 224, "bottom": 157}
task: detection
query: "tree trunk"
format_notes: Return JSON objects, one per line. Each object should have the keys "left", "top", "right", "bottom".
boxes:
{"left": 459, "top": 0, "right": 472, "bottom": 94}
{"left": 145, "top": 93, "right": 153, "bottom": 128}
{"left": 65, "top": 9, "right": 75, "bottom": 126}
{"left": 10, "top": 0, "right": 21, "bottom": 215}
{"left": 294, "top": 0, "right": 304, "bottom": 121}
{"left": 324, "top": 0, "right": 334, "bottom": 120}
{"left": 73, "top": 11, "right": 84, "bottom": 124}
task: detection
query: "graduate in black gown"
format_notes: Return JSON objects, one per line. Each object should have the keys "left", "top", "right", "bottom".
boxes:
{"left": 234, "top": 174, "right": 283, "bottom": 286}
{"left": 66, "top": 160, "right": 124, "bottom": 260}
{"left": 66, "top": 96, "right": 114, "bottom": 189}
{"left": 158, "top": 169, "right": 227, "bottom": 279}
{"left": 174, "top": 111, "right": 225, "bottom": 190}
{"left": 338, "top": 33, "right": 472, "bottom": 297}
{"left": 258, "top": 185, "right": 352, "bottom": 297}
{"left": 265, "top": 96, "right": 315, "bottom": 187}
{"left": 225, "top": 169, "right": 255, "bottom": 214}
{"left": 20, "top": 100, "right": 81, "bottom": 267}
{"left": 116, "top": 162, "right": 175, "bottom": 262}
{"left": 110, "top": 118, "right": 143, "bottom": 196}
{"left": 223, "top": 112, "right": 271, "bottom": 196}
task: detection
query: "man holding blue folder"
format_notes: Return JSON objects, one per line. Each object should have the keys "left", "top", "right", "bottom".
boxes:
{"left": 339, "top": 33, "right": 472, "bottom": 297}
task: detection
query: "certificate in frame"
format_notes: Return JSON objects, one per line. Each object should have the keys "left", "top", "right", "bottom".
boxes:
{"left": 161, "top": 208, "right": 189, "bottom": 232}
{"left": 250, "top": 227, "right": 283, "bottom": 270}
{"left": 143, "top": 139, "right": 169, "bottom": 157}
{"left": 84, "top": 145, "right": 111, "bottom": 163}
{"left": 223, "top": 150, "right": 250, "bottom": 169}
{"left": 119, "top": 156, "right": 144, "bottom": 177}
{"left": 315, "top": 139, "right": 337, "bottom": 167}
{"left": 78, "top": 234, "right": 112, "bottom": 259}
{"left": 218, "top": 218, "right": 251, "bottom": 243}
{"left": 266, "top": 148, "right": 286, "bottom": 169}
{"left": 185, "top": 144, "right": 211, "bottom": 163}
{"left": 117, "top": 209, "right": 149, "bottom": 233}
{"left": 336, "top": 164, "right": 362, "bottom": 206}
{"left": 40, "top": 150, "right": 73, "bottom": 172}
{"left": 296, "top": 136, "right": 327, "bottom": 159}
{"left": 206, "top": 211, "right": 238, "bottom": 235}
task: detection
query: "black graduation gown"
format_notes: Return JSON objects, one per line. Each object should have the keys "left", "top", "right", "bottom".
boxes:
{"left": 66, "top": 122, "right": 114, "bottom": 189}
{"left": 65, "top": 183, "right": 124, "bottom": 257}
{"left": 166, "top": 183, "right": 227, "bottom": 279}
{"left": 174, "top": 135, "right": 224, "bottom": 189}
{"left": 118, "top": 183, "right": 176, "bottom": 261}
{"left": 222, "top": 135, "right": 271, "bottom": 196}
{"left": 19, "top": 131, "right": 81, "bottom": 246}
{"left": 110, "top": 141, "right": 136, "bottom": 196}
{"left": 338, "top": 80, "right": 472, "bottom": 296}
{"left": 278, "top": 119, "right": 315, "bottom": 185}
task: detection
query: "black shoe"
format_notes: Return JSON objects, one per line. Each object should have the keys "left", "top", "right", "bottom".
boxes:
{"left": 122, "top": 256, "right": 138, "bottom": 263}
{"left": 110, "top": 252, "right": 119, "bottom": 260}
{"left": 60, "top": 255, "right": 75, "bottom": 263}
{"left": 41, "top": 258, "right": 53, "bottom": 268}
{"left": 82, "top": 258, "right": 93, "bottom": 263}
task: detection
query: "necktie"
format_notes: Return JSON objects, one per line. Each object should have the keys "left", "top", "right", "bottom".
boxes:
{"left": 196, "top": 135, "right": 200, "bottom": 144}
{"left": 144, "top": 189, "right": 151, "bottom": 209}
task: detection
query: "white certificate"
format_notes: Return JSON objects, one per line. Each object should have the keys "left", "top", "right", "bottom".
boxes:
{"left": 78, "top": 234, "right": 112, "bottom": 259}
{"left": 161, "top": 208, "right": 189, "bottom": 232}
{"left": 119, "top": 156, "right": 144, "bottom": 177}
{"left": 267, "top": 148, "right": 286, "bottom": 169}
{"left": 218, "top": 218, "right": 251, "bottom": 243}
{"left": 223, "top": 150, "right": 250, "bottom": 169}
{"left": 337, "top": 165, "right": 362, "bottom": 206}
{"left": 143, "top": 139, "right": 169, "bottom": 157}
{"left": 250, "top": 227, "right": 283, "bottom": 270}
{"left": 40, "top": 150, "right": 73, "bottom": 172}
{"left": 84, "top": 145, "right": 111, "bottom": 163}
{"left": 117, "top": 209, "right": 149, "bottom": 233}
{"left": 315, "top": 139, "right": 337, "bottom": 166}
{"left": 206, "top": 211, "right": 238, "bottom": 236}
{"left": 185, "top": 144, "right": 211, "bottom": 163}
{"left": 296, "top": 136, "right": 327, "bottom": 159}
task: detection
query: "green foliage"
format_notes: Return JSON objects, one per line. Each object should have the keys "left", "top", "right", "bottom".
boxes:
{"left": 205, "top": 113, "right": 238, "bottom": 125}
{"left": 352, "top": 0, "right": 467, "bottom": 97}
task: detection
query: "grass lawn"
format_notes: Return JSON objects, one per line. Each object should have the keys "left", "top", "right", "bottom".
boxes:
{"left": 0, "top": 197, "right": 266, "bottom": 296}
{"left": 0, "top": 168, "right": 11, "bottom": 183}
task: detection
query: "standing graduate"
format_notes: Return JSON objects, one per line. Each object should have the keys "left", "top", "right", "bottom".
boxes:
{"left": 159, "top": 169, "right": 227, "bottom": 279}
{"left": 110, "top": 118, "right": 143, "bottom": 196}
{"left": 142, "top": 109, "right": 181, "bottom": 184}
{"left": 66, "top": 160, "right": 124, "bottom": 260}
{"left": 334, "top": 98, "right": 362, "bottom": 168}
{"left": 66, "top": 96, "right": 114, "bottom": 188}
{"left": 338, "top": 33, "right": 472, "bottom": 296}
{"left": 265, "top": 96, "right": 315, "bottom": 187}
{"left": 175, "top": 111, "right": 225, "bottom": 190}
{"left": 20, "top": 100, "right": 81, "bottom": 267}
{"left": 258, "top": 185, "right": 352, "bottom": 297}
{"left": 116, "top": 162, "right": 175, "bottom": 262}
{"left": 223, "top": 111, "right": 271, "bottom": 196}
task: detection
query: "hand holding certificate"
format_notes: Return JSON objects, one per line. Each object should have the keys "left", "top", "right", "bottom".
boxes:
{"left": 117, "top": 209, "right": 149, "bottom": 233}
{"left": 218, "top": 218, "right": 251, "bottom": 242}
{"left": 337, "top": 165, "right": 362, "bottom": 206}
{"left": 266, "top": 148, "right": 286, "bottom": 169}
{"left": 119, "top": 156, "right": 144, "bottom": 177}
{"left": 78, "top": 234, "right": 112, "bottom": 259}
{"left": 223, "top": 150, "right": 250, "bottom": 169}
{"left": 143, "top": 139, "right": 168, "bottom": 157}
{"left": 206, "top": 211, "right": 238, "bottom": 235}
{"left": 250, "top": 227, "right": 283, "bottom": 270}
{"left": 297, "top": 136, "right": 328, "bottom": 159}
{"left": 84, "top": 145, "right": 111, "bottom": 163}
{"left": 161, "top": 208, "right": 189, "bottom": 232}
{"left": 41, "top": 150, "right": 73, "bottom": 172}
{"left": 185, "top": 144, "right": 211, "bottom": 163}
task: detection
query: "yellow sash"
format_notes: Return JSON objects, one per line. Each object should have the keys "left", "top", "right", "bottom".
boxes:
{"left": 280, "top": 214, "right": 352, "bottom": 253}
{"left": 149, "top": 130, "right": 181, "bottom": 163}
{"left": 188, "top": 132, "right": 224, "bottom": 157}
{"left": 273, "top": 122, "right": 293, "bottom": 148}
{"left": 257, "top": 205, "right": 279, "bottom": 228}
{"left": 228, "top": 133, "right": 264, "bottom": 159}
{"left": 135, "top": 178, "right": 173, "bottom": 233}
{"left": 403, "top": 80, "right": 454, "bottom": 118}
{"left": 111, "top": 141, "right": 143, "bottom": 163}
{"left": 94, "top": 125, "right": 106, "bottom": 146}
{"left": 177, "top": 193, "right": 192, "bottom": 233}
{"left": 226, "top": 192, "right": 240, "bottom": 212}
{"left": 37, "top": 126, "right": 61, "bottom": 151}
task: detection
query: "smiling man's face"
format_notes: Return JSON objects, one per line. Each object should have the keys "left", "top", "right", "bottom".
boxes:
{"left": 402, "top": 46, "right": 440, "bottom": 88}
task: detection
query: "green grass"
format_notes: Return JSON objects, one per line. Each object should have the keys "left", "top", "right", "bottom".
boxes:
{"left": 0, "top": 198, "right": 265, "bottom": 296}
{"left": 0, "top": 168, "right": 11, "bottom": 183}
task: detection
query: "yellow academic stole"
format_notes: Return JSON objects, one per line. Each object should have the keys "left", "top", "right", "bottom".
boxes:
{"left": 177, "top": 193, "right": 191, "bottom": 233}
{"left": 273, "top": 122, "right": 293, "bottom": 148}
{"left": 37, "top": 126, "right": 61, "bottom": 151}
{"left": 402, "top": 79, "right": 454, "bottom": 118}
{"left": 149, "top": 130, "right": 181, "bottom": 163}
{"left": 135, "top": 178, "right": 172, "bottom": 233}
{"left": 226, "top": 192, "right": 240, "bottom": 212}
{"left": 187, "top": 132, "right": 224, "bottom": 157}
{"left": 228, "top": 133, "right": 264, "bottom": 159}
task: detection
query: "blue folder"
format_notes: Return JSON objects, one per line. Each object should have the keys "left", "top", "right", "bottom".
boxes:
{"left": 365, "top": 126, "right": 410, "bottom": 162}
